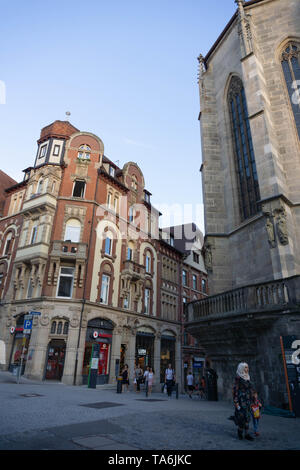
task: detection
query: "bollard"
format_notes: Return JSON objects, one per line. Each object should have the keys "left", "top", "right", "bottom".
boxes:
{"left": 145, "top": 380, "right": 148, "bottom": 397}
{"left": 176, "top": 383, "right": 179, "bottom": 400}
{"left": 117, "top": 376, "right": 123, "bottom": 394}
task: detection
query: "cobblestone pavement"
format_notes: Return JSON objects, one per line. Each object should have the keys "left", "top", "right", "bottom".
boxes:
{"left": 0, "top": 371, "right": 299, "bottom": 451}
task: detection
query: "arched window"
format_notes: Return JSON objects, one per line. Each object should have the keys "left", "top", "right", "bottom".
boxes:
{"left": 281, "top": 42, "right": 300, "bottom": 139}
{"left": 78, "top": 144, "right": 91, "bottom": 160}
{"left": 228, "top": 76, "right": 261, "bottom": 220}
{"left": 64, "top": 219, "right": 81, "bottom": 243}
{"left": 3, "top": 232, "right": 13, "bottom": 255}
{"left": 36, "top": 178, "right": 44, "bottom": 194}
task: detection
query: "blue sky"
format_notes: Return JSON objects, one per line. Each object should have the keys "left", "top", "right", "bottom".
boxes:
{"left": 0, "top": 0, "right": 237, "bottom": 233}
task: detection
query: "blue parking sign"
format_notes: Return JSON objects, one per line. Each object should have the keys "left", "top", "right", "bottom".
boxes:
{"left": 23, "top": 319, "right": 32, "bottom": 330}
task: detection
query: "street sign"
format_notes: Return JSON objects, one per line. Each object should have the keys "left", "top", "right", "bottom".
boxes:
{"left": 30, "top": 311, "right": 41, "bottom": 316}
{"left": 23, "top": 319, "right": 32, "bottom": 331}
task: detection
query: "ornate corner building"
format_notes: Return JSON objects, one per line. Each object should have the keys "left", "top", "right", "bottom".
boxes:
{"left": 0, "top": 120, "right": 208, "bottom": 389}
{"left": 187, "top": 0, "right": 300, "bottom": 409}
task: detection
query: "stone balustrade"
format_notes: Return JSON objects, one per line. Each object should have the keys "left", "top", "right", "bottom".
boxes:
{"left": 186, "top": 276, "right": 300, "bottom": 323}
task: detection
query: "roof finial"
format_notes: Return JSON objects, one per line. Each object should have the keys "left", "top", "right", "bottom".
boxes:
{"left": 65, "top": 111, "right": 71, "bottom": 121}
{"left": 235, "top": 0, "right": 245, "bottom": 17}
{"left": 197, "top": 54, "right": 206, "bottom": 82}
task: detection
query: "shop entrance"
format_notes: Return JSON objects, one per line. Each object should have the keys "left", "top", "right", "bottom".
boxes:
{"left": 135, "top": 333, "right": 154, "bottom": 371}
{"left": 160, "top": 336, "right": 176, "bottom": 383}
{"left": 82, "top": 318, "right": 113, "bottom": 385}
{"left": 45, "top": 339, "right": 66, "bottom": 381}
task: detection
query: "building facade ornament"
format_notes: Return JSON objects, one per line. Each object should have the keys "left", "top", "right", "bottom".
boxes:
{"left": 275, "top": 208, "right": 289, "bottom": 246}
{"left": 235, "top": 0, "right": 253, "bottom": 57}
{"left": 203, "top": 243, "right": 213, "bottom": 272}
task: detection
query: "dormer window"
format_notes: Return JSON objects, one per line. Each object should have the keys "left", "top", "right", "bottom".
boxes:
{"left": 144, "top": 192, "right": 150, "bottom": 203}
{"left": 109, "top": 166, "right": 115, "bottom": 177}
{"left": 78, "top": 144, "right": 91, "bottom": 160}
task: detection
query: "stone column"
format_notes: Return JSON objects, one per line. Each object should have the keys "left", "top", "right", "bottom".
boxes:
{"left": 109, "top": 326, "right": 122, "bottom": 384}
{"left": 154, "top": 332, "right": 161, "bottom": 392}
{"left": 175, "top": 333, "right": 182, "bottom": 393}
{"left": 62, "top": 324, "right": 82, "bottom": 386}
{"left": 127, "top": 330, "right": 136, "bottom": 385}
{"left": 25, "top": 315, "right": 50, "bottom": 381}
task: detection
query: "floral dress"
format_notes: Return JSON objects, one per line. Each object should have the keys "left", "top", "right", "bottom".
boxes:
{"left": 232, "top": 376, "right": 254, "bottom": 429}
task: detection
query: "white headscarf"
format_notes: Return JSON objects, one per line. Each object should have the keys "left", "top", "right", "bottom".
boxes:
{"left": 236, "top": 362, "right": 250, "bottom": 381}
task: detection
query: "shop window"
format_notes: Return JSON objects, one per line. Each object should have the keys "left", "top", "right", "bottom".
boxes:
{"left": 57, "top": 267, "right": 74, "bottom": 298}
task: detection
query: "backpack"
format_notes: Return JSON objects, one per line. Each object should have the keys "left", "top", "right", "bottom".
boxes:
{"left": 252, "top": 405, "right": 260, "bottom": 419}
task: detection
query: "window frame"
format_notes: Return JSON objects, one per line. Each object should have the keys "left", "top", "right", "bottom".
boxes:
{"left": 228, "top": 76, "right": 261, "bottom": 221}
{"left": 30, "top": 225, "right": 38, "bottom": 245}
{"left": 144, "top": 288, "right": 151, "bottom": 314}
{"left": 100, "top": 274, "right": 110, "bottom": 305}
{"left": 72, "top": 180, "right": 86, "bottom": 198}
{"left": 53, "top": 145, "right": 60, "bottom": 156}
{"left": 281, "top": 42, "right": 300, "bottom": 140}
{"left": 39, "top": 144, "right": 47, "bottom": 159}
{"left": 56, "top": 267, "right": 75, "bottom": 299}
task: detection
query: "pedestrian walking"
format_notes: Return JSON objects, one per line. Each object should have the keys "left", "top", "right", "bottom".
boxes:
{"left": 148, "top": 367, "right": 154, "bottom": 395}
{"left": 144, "top": 366, "right": 150, "bottom": 388}
{"left": 232, "top": 362, "right": 255, "bottom": 441}
{"left": 135, "top": 364, "right": 143, "bottom": 393}
{"left": 133, "top": 365, "right": 137, "bottom": 392}
{"left": 199, "top": 376, "right": 206, "bottom": 400}
{"left": 165, "top": 363, "right": 175, "bottom": 398}
{"left": 187, "top": 371, "right": 194, "bottom": 399}
{"left": 121, "top": 364, "right": 129, "bottom": 393}
{"left": 251, "top": 390, "right": 263, "bottom": 437}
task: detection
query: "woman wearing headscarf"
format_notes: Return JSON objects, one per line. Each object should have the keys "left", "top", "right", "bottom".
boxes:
{"left": 232, "top": 362, "right": 255, "bottom": 441}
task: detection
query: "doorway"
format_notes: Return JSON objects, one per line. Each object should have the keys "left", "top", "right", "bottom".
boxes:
{"left": 45, "top": 339, "right": 66, "bottom": 380}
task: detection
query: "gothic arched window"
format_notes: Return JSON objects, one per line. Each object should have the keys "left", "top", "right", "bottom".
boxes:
{"left": 281, "top": 42, "right": 300, "bottom": 139}
{"left": 228, "top": 76, "right": 261, "bottom": 221}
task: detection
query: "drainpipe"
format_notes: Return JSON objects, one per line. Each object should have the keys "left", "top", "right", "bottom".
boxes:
{"left": 73, "top": 165, "right": 101, "bottom": 386}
